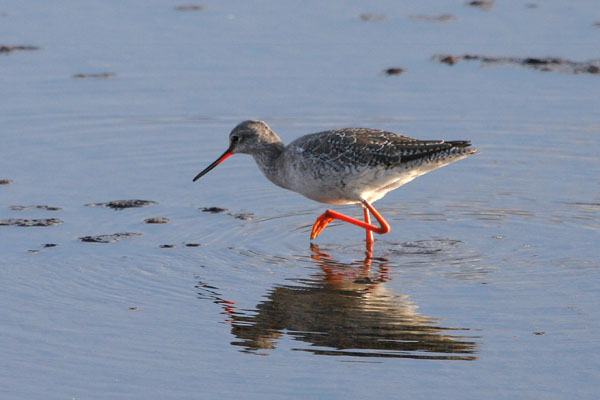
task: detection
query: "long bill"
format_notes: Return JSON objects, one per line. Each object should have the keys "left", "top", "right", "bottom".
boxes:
{"left": 192, "top": 147, "right": 234, "bottom": 182}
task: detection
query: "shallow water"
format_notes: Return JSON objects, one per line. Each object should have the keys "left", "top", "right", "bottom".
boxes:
{"left": 1, "top": 1, "right": 599, "bottom": 399}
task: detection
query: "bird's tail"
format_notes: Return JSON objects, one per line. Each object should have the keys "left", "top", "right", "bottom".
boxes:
{"left": 447, "top": 140, "right": 472, "bottom": 148}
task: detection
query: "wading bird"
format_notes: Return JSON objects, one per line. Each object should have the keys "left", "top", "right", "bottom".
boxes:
{"left": 193, "top": 120, "right": 476, "bottom": 247}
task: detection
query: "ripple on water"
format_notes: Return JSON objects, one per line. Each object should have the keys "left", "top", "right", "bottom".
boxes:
{"left": 553, "top": 201, "right": 600, "bottom": 229}
{"left": 390, "top": 238, "right": 461, "bottom": 255}
{"left": 194, "top": 204, "right": 311, "bottom": 249}
{"left": 447, "top": 205, "right": 534, "bottom": 221}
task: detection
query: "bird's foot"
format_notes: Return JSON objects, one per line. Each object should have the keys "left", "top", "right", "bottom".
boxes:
{"left": 310, "top": 211, "right": 335, "bottom": 240}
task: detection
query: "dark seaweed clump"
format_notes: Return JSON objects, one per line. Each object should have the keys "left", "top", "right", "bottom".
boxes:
{"left": 466, "top": 1, "right": 494, "bottom": 10}
{"left": 0, "top": 45, "right": 41, "bottom": 53}
{"left": 9, "top": 205, "right": 62, "bottom": 211}
{"left": 200, "top": 207, "right": 228, "bottom": 213}
{"left": 200, "top": 207, "right": 253, "bottom": 220}
{"left": 232, "top": 213, "right": 254, "bottom": 221}
{"left": 0, "top": 218, "right": 63, "bottom": 227}
{"left": 384, "top": 67, "right": 404, "bottom": 76}
{"left": 434, "top": 54, "right": 600, "bottom": 75}
{"left": 144, "top": 217, "right": 170, "bottom": 224}
{"left": 79, "top": 232, "right": 142, "bottom": 243}
{"left": 85, "top": 200, "right": 157, "bottom": 210}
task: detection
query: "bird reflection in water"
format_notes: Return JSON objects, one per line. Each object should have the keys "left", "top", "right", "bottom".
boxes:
{"left": 196, "top": 245, "right": 478, "bottom": 360}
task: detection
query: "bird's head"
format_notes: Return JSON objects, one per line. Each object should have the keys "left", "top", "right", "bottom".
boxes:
{"left": 193, "top": 120, "right": 281, "bottom": 182}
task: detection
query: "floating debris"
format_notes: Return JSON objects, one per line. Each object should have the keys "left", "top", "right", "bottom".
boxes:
{"left": 28, "top": 243, "right": 58, "bottom": 252}
{"left": 9, "top": 205, "right": 62, "bottom": 211}
{"left": 144, "top": 217, "right": 170, "bottom": 224}
{"left": 409, "top": 14, "right": 455, "bottom": 22}
{"left": 439, "top": 55, "right": 458, "bottom": 65}
{"left": 85, "top": 200, "right": 157, "bottom": 210}
{"left": 128, "top": 307, "right": 138, "bottom": 311}
{"left": 384, "top": 67, "right": 404, "bottom": 76}
{"left": 0, "top": 179, "right": 13, "bottom": 185}
{"left": 532, "top": 331, "right": 546, "bottom": 336}
{"left": 433, "top": 54, "right": 600, "bottom": 75}
{"left": 184, "top": 243, "right": 201, "bottom": 247}
{"left": 79, "top": 232, "right": 142, "bottom": 243}
{"left": 466, "top": 0, "right": 494, "bottom": 10}
{"left": 159, "top": 244, "right": 176, "bottom": 248}
{"left": 231, "top": 212, "right": 254, "bottom": 221}
{"left": 201, "top": 206, "right": 253, "bottom": 220}
{"left": 174, "top": 4, "right": 205, "bottom": 11}
{"left": 72, "top": 72, "right": 116, "bottom": 79}
{"left": 0, "top": 45, "right": 41, "bottom": 53}
{"left": 360, "top": 13, "right": 387, "bottom": 22}
{"left": 200, "top": 207, "right": 228, "bottom": 213}
{"left": 0, "top": 218, "right": 63, "bottom": 227}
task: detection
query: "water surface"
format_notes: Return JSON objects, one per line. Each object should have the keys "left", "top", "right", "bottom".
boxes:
{"left": 1, "top": 1, "right": 599, "bottom": 399}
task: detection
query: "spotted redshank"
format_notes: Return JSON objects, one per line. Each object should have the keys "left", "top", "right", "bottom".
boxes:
{"left": 193, "top": 120, "right": 476, "bottom": 245}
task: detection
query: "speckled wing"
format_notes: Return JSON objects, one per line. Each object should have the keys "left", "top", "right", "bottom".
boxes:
{"left": 292, "top": 128, "right": 472, "bottom": 169}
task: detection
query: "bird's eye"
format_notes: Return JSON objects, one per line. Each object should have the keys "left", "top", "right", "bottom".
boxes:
{"left": 231, "top": 135, "right": 240, "bottom": 143}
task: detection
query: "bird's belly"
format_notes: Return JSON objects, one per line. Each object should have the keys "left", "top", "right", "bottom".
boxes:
{"left": 279, "top": 169, "right": 362, "bottom": 205}
{"left": 280, "top": 167, "right": 397, "bottom": 206}
{"left": 286, "top": 165, "right": 431, "bottom": 205}
{"left": 289, "top": 181, "right": 362, "bottom": 205}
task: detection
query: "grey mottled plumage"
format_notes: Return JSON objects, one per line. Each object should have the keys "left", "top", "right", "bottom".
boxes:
{"left": 215, "top": 120, "right": 476, "bottom": 205}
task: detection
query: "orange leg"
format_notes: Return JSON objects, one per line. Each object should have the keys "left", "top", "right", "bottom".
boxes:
{"left": 310, "top": 199, "right": 391, "bottom": 241}
{"left": 364, "top": 206, "right": 375, "bottom": 244}
{"left": 363, "top": 207, "right": 375, "bottom": 257}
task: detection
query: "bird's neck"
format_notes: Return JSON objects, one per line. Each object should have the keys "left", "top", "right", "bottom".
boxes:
{"left": 251, "top": 142, "right": 287, "bottom": 188}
